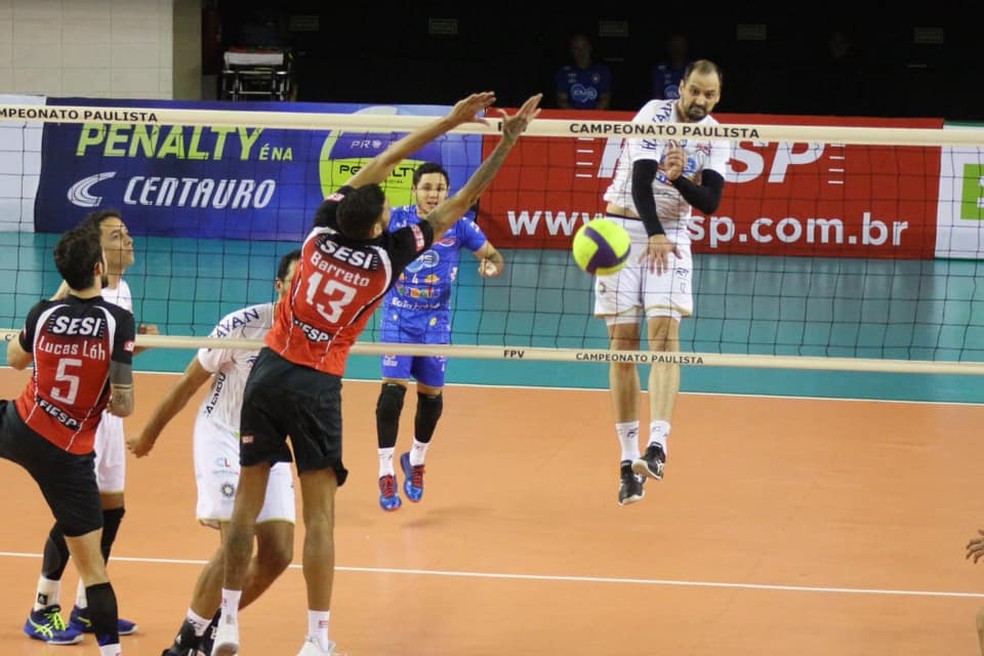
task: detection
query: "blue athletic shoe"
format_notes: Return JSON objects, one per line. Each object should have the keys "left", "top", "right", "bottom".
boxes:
{"left": 378, "top": 474, "right": 402, "bottom": 511}
{"left": 23, "top": 605, "right": 83, "bottom": 644}
{"left": 69, "top": 604, "right": 138, "bottom": 635}
{"left": 400, "top": 452, "right": 425, "bottom": 502}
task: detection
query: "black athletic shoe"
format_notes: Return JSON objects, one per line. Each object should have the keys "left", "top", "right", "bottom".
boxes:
{"left": 632, "top": 443, "right": 666, "bottom": 481}
{"left": 618, "top": 461, "right": 645, "bottom": 506}
{"left": 161, "top": 618, "right": 200, "bottom": 656}
{"left": 198, "top": 610, "right": 220, "bottom": 656}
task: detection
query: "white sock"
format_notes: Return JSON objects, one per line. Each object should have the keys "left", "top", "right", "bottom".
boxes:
{"left": 409, "top": 439, "right": 429, "bottom": 467}
{"left": 75, "top": 578, "right": 87, "bottom": 609}
{"left": 219, "top": 589, "right": 242, "bottom": 623}
{"left": 98, "top": 643, "right": 121, "bottom": 656}
{"left": 34, "top": 576, "right": 60, "bottom": 611}
{"left": 377, "top": 447, "right": 396, "bottom": 477}
{"left": 616, "top": 421, "right": 641, "bottom": 462}
{"left": 186, "top": 609, "right": 212, "bottom": 636}
{"left": 307, "top": 610, "right": 331, "bottom": 650}
{"left": 649, "top": 420, "right": 670, "bottom": 455}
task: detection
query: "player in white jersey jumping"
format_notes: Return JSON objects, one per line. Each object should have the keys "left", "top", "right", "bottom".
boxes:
{"left": 594, "top": 60, "right": 731, "bottom": 506}
{"left": 126, "top": 249, "right": 302, "bottom": 656}
{"left": 24, "top": 208, "right": 156, "bottom": 644}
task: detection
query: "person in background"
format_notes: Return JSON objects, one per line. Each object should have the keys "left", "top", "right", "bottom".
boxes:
{"left": 555, "top": 33, "right": 612, "bottom": 110}
{"left": 651, "top": 33, "right": 691, "bottom": 100}
{"left": 375, "top": 161, "right": 505, "bottom": 512}
{"left": 128, "top": 250, "right": 302, "bottom": 656}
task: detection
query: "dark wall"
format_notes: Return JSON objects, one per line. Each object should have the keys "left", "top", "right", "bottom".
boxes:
{"left": 215, "top": 2, "right": 983, "bottom": 121}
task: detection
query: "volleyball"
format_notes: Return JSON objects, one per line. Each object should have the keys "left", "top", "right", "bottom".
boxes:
{"left": 572, "top": 218, "right": 631, "bottom": 275}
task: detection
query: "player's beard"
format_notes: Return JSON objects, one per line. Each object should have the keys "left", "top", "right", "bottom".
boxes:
{"left": 685, "top": 104, "right": 707, "bottom": 120}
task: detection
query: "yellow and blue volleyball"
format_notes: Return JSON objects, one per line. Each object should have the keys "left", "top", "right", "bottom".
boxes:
{"left": 572, "top": 218, "right": 631, "bottom": 275}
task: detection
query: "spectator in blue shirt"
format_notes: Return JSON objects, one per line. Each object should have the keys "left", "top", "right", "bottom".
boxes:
{"left": 651, "top": 33, "right": 691, "bottom": 100}
{"left": 555, "top": 33, "right": 612, "bottom": 110}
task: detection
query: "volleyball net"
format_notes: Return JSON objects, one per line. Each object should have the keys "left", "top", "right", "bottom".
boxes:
{"left": 1, "top": 100, "right": 983, "bottom": 376}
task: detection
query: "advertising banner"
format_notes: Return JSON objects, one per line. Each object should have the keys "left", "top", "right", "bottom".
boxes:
{"left": 479, "top": 110, "right": 942, "bottom": 259}
{"left": 33, "top": 98, "right": 479, "bottom": 241}
{"left": 935, "top": 125, "right": 984, "bottom": 259}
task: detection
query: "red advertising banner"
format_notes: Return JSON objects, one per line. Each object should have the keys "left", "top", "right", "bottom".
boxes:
{"left": 478, "top": 110, "right": 942, "bottom": 259}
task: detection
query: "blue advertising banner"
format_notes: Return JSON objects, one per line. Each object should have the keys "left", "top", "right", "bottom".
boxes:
{"left": 35, "top": 98, "right": 482, "bottom": 241}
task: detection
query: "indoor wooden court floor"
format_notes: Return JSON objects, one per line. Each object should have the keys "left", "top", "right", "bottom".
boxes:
{"left": 0, "top": 369, "right": 983, "bottom": 655}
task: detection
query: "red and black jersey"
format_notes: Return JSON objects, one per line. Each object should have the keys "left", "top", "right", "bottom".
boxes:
{"left": 14, "top": 295, "right": 135, "bottom": 454}
{"left": 266, "top": 186, "right": 434, "bottom": 375}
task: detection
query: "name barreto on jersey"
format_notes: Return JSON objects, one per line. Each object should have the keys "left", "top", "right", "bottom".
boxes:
{"left": 311, "top": 243, "right": 373, "bottom": 287}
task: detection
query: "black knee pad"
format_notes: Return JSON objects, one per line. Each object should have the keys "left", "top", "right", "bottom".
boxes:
{"left": 376, "top": 383, "right": 407, "bottom": 449}
{"left": 41, "top": 524, "right": 70, "bottom": 581}
{"left": 100, "top": 507, "right": 125, "bottom": 562}
{"left": 414, "top": 392, "right": 444, "bottom": 444}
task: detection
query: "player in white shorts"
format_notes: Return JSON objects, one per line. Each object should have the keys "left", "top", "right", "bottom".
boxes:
{"left": 594, "top": 60, "right": 730, "bottom": 506}
{"left": 25, "top": 209, "right": 152, "bottom": 644}
{"left": 127, "top": 249, "right": 301, "bottom": 656}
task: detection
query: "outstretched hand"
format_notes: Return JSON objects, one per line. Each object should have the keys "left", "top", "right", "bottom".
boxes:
{"left": 446, "top": 92, "right": 498, "bottom": 128}
{"left": 494, "top": 93, "right": 543, "bottom": 142}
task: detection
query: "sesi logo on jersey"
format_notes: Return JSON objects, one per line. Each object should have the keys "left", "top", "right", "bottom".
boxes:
{"left": 49, "top": 316, "right": 103, "bottom": 336}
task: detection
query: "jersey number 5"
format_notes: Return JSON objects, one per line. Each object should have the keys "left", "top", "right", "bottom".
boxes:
{"left": 305, "top": 272, "right": 357, "bottom": 323}
{"left": 49, "top": 357, "right": 82, "bottom": 405}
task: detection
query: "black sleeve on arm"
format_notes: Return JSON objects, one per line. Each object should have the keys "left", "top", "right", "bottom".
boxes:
{"left": 110, "top": 305, "right": 136, "bottom": 366}
{"left": 670, "top": 170, "right": 725, "bottom": 215}
{"left": 631, "top": 159, "right": 665, "bottom": 236}
{"left": 388, "top": 221, "right": 435, "bottom": 273}
{"left": 18, "top": 301, "right": 46, "bottom": 352}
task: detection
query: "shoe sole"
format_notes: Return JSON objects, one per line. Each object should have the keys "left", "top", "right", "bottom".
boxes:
{"left": 631, "top": 459, "right": 664, "bottom": 481}
{"left": 618, "top": 492, "right": 645, "bottom": 506}
{"left": 380, "top": 499, "right": 402, "bottom": 511}
{"left": 24, "top": 632, "right": 83, "bottom": 645}
{"left": 70, "top": 625, "right": 138, "bottom": 636}
{"left": 213, "top": 642, "right": 239, "bottom": 656}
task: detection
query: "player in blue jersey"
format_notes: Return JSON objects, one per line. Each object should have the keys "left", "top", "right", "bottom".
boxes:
{"left": 375, "top": 161, "right": 504, "bottom": 511}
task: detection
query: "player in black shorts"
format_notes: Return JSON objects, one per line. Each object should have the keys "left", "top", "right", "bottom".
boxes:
{"left": 210, "top": 91, "right": 542, "bottom": 656}
{"left": 0, "top": 223, "right": 135, "bottom": 654}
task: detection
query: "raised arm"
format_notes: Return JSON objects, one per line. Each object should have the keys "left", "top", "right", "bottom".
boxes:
{"left": 346, "top": 92, "right": 497, "bottom": 189}
{"left": 425, "top": 93, "right": 542, "bottom": 235}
